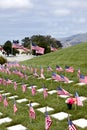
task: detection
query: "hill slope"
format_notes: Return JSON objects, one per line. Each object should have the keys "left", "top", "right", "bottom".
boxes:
{"left": 22, "top": 42, "right": 87, "bottom": 71}
{"left": 60, "top": 32, "right": 87, "bottom": 47}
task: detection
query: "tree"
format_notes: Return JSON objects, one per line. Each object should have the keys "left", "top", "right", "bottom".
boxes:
{"left": 3, "top": 40, "right": 12, "bottom": 56}
{"left": 21, "top": 35, "right": 62, "bottom": 54}
{"left": 31, "top": 35, "right": 62, "bottom": 53}
{"left": 3, "top": 40, "right": 19, "bottom": 56}
{"left": 21, "top": 37, "right": 30, "bottom": 48}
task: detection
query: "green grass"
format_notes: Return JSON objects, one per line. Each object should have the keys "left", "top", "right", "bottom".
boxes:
{"left": 0, "top": 42, "right": 87, "bottom": 130}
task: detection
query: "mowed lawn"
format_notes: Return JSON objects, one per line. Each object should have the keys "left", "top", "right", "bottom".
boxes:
{"left": 0, "top": 42, "right": 87, "bottom": 130}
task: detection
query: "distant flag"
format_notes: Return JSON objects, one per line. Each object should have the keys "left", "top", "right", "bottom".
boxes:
{"left": 30, "top": 65, "right": 34, "bottom": 73}
{"left": 0, "top": 94, "right": 2, "bottom": 102}
{"left": 12, "top": 40, "right": 21, "bottom": 49}
{"left": 31, "top": 43, "right": 45, "bottom": 54}
{"left": 43, "top": 86, "right": 48, "bottom": 99}
{"left": 56, "top": 65, "right": 63, "bottom": 72}
{"left": 57, "top": 86, "right": 71, "bottom": 96}
{"left": 13, "top": 40, "right": 19, "bottom": 44}
{"left": 3, "top": 78, "right": 7, "bottom": 86}
{"left": 21, "top": 65, "right": 27, "bottom": 70}
{"left": 6, "top": 78, "right": 12, "bottom": 85}
{"left": 29, "top": 103, "right": 36, "bottom": 119}
{"left": 77, "top": 68, "right": 80, "bottom": 77}
{"left": 22, "top": 83, "right": 27, "bottom": 93}
{"left": 65, "top": 66, "right": 74, "bottom": 73}
{"left": 40, "top": 67, "right": 45, "bottom": 79}
{"left": 0, "top": 78, "right": 2, "bottom": 84}
{"left": 31, "top": 86, "right": 36, "bottom": 96}
{"left": 13, "top": 99, "right": 18, "bottom": 114}
{"left": 79, "top": 74, "right": 87, "bottom": 84}
{"left": 31, "top": 43, "right": 38, "bottom": 50}
{"left": 13, "top": 81, "right": 17, "bottom": 90}
{"left": 4, "top": 95, "right": 8, "bottom": 107}
{"left": 47, "top": 66, "right": 53, "bottom": 72}
{"left": 75, "top": 92, "right": 83, "bottom": 106}
{"left": 5, "top": 68, "right": 11, "bottom": 75}
{"left": 36, "top": 46, "right": 45, "bottom": 54}
{"left": 24, "top": 73, "right": 28, "bottom": 80}
{"left": 68, "top": 115, "right": 77, "bottom": 130}
{"left": 33, "top": 67, "right": 39, "bottom": 77}
{"left": 52, "top": 73, "right": 61, "bottom": 81}
{"left": 60, "top": 75, "right": 70, "bottom": 83}
{"left": 12, "top": 44, "right": 22, "bottom": 49}
{"left": 45, "top": 108, "right": 52, "bottom": 130}
{"left": 50, "top": 44, "right": 57, "bottom": 52}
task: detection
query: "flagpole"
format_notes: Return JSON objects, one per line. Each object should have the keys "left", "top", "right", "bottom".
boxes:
{"left": 75, "top": 102, "right": 77, "bottom": 110}
{"left": 11, "top": 42, "right": 13, "bottom": 55}
{"left": 30, "top": 39, "right": 32, "bottom": 55}
{"left": 68, "top": 113, "right": 70, "bottom": 122}
{"left": 29, "top": 101, "right": 32, "bottom": 123}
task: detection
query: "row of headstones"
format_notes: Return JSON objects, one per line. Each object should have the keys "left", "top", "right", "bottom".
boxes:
{"left": 0, "top": 112, "right": 27, "bottom": 130}
{"left": 0, "top": 85, "right": 87, "bottom": 129}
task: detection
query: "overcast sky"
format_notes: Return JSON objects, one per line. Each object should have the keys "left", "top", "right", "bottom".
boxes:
{"left": 0, "top": 0, "right": 87, "bottom": 44}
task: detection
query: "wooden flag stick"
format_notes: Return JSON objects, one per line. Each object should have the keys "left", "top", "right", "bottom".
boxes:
{"left": 75, "top": 102, "right": 77, "bottom": 110}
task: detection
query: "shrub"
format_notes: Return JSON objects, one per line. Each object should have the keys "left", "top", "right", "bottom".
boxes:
{"left": 0, "top": 56, "right": 7, "bottom": 64}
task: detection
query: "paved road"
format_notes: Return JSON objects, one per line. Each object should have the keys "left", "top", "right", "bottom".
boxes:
{"left": 5, "top": 54, "right": 34, "bottom": 62}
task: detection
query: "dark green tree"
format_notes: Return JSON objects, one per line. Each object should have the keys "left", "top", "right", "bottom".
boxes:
{"left": 31, "top": 35, "right": 62, "bottom": 53}
{"left": 21, "top": 37, "right": 30, "bottom": 48}
{"left": 3, "top": 40, "right": 19, "bottom": 56}
{"left": 21, "top": 35, "right": 62, "bottom": 54}
{"left": 3, "top": 40, "right": 12, "bottom": 56}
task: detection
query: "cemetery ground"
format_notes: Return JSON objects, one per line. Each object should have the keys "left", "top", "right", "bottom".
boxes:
{"left": 0, "top": 42, "right": 87, "bottom": 130}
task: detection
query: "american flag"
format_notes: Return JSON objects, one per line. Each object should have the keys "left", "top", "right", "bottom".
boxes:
{"left": 47, "top": 66, "right": 53, "bottom": 71}
{"left": 79, "top": 74, "right": 87, "bottom": 84}
{"left": 60, "top": 75, "right": 69, "bottom": 83}
{"left": 77, "top": 68, "right": 80, "bottom": 77}
{"left": 56, "top": 65, "right": 63, "bottom": 72}
{"left": 75, "top": 92, "right": 83, "bottom": 106}
{"left": 5, "top": 68, "right": 11, "bottom": 75}
{"left": 45, "top": 111, "right": 52, "bottom": 130}
{"left": 30, "top": 65, "right": 34, "bottom": 73}
{"left": 65, "top": 66, "right": 74, "bottom": 73}
{"left": 50, "top": 45, "right": 57, "bottom": 52}
{"left": 0, "top": 94, "right": 2, "bottom": 102}
{"left": 68, "top": 117, "right": 77, "bottom": 130}
{"left": 31, "top": 43, "right": 38, "bottom": 50}
{"left": 0, "top": 78, "right": 2, "bottom": 84}
{"left": 21, "top": 65, "right": 27, "bottom": 70}
{"left": 13, "top": 99, "right": 18, "bottom": 114}
{"left": 33, "top": 68, "right": 39, "bottom": 77}
{"left": 6, "top": 78, "right": 12, "bottom": 85}
{"left": 36, "top": 46, "right": 45, "bottom": 54}
{"left": 29, "top": 103, "right": 36, "bottom": 119}
{"left": 31, "top": 86, "right": 36, "bottom": 96}
{"left": 4, "top": 95, "right": 8, "bottom": 107}
{"left": 40, "top": 67, "right": 45, "bottom": 79}
{"left": 22, "top": 84, "right": 27, "bottom": 93}
{"left": 3, "top": 79, "right": 7, "bottom": 86}
{"left": 24, "top": 73, "right": 28, "bottom": 80}
{"left": 13, "top": 81, "right": 17, "bottom": 90}
{"left": 52, "top": 73, "right": 61, "bottom": 81}
{"left": 57, "top": 86, "right": 70, "bottom": 96}
{"left": 12, "top": 44, "right": 22, "bottom": 49}
{"left": 43, "top": 87, "right": 48, "bottom": 99}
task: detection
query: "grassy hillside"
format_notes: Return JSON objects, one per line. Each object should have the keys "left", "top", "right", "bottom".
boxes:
{"left": 22, "top": 42, "right": 87, "bottom": 72}
{"left": 0, "top": 42, "right": 87, "bottom": 130}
